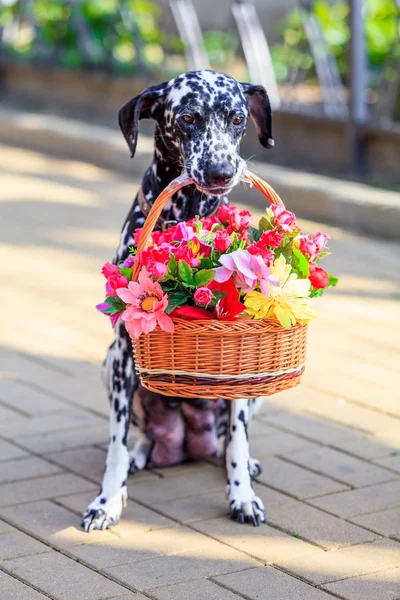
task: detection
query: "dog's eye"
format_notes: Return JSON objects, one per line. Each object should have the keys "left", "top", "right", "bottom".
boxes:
{"left": 182, "top": 114, "right": 195, "bottom": 124}
{"left": 232, "top": 115, "right": 244, "bottom": 125}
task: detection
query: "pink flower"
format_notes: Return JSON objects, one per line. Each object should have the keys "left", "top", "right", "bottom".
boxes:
{"left": 260, "top": 228, "right": 284, "bottom": 248}
{"left": 134, "top": 228, "right": 143, "bottom": 246}
{"left": 139, "top": 246, "right": 170, "bottom": 279}
{"left": 123, "top": 255, "right": 135, "bottom": 268}
{"left": 175, "top": 245, "right": 201, "bottom": 267}
{"left": 194, "top": 287, "right": 213, "bottom": 307}
{"left": 248, "top": 231, "right": 282, "bottom": 263}
{"left": 214, "top": 230, "right": 232, "bottom": 252}
{"left": 101, "top": 262, "right": 129, "bottom": 297}
{"left": 217, "top": 203, "right": 237, "bottom": 225}
{"left": 313, "top": 231, "right": 330, "bottom": 253}
{"left": 271, "top": 204, "right": 296, "bottom": 233}
{"left": 214, "top": 249, "right": 277, "bottom": 295}
{"left": 227, "top": 210, "right": 252, "bottom": 234}
{"left": 116, "top": 269, "right": 174, "bottom": 339}
{"left": 173, "top": 222, "right": 196, "bottom": 243}
{"left": 299, "top": 235, "right": 317, "bottom": 260}
{"left": 309, "top": 264, "right": 329, "bottom": 289}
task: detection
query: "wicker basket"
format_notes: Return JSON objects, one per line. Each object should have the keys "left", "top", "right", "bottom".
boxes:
{"left": 130, "top": 170, "right": 308, "bottom": 400}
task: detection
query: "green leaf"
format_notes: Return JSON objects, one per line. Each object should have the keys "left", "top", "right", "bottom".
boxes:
{"left": 166, "top": 291, "right": 189, "bottom": 314}
{"left": 258, "top": 216, "right": 274, "bottom": 232}
{"left": 247, "top": 226, "right": 262, "bottom": 243}
{"left": 168, "top": 254, "right": 178, "bottom": 276}
{"left": 328, "top": 274, "right": 339, "bottom": 287}
{"left": 119, "top": 267, "right": 133, "bottom": 280}
{"left": 293, "top": 247, "right": 310, "bottom": 277}
{"left": 310, "top": 288, "right": 324, "bottom": 298}
{"left": 194, "top": 269, "right": 216, "bottom": 287}
{"left": 208, "top": 290, "right": 225, "bottom": 309}
{"left": 103, "top": 296, "right": 126, "bottom": 314}
{"left": 178, "top": 260, "right": 193, "bottom": 285}
{"left": 199, "top": 257, "right": 214, "bottom": 269}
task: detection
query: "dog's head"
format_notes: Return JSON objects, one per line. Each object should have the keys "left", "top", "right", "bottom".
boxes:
{"left": 119, "top": 70, "right": 274, "bottom": 196}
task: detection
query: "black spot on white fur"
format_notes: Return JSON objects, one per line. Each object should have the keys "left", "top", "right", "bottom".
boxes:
{"left": 82, "top": 70, "right": 273, "bottom": 532}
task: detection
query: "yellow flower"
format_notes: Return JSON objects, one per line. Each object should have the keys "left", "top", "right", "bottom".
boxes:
{"left": 244, "top": 254, "right": 317, "bottom": 328}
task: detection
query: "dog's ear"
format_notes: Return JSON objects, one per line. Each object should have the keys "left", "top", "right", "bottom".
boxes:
{"left": 118, "top": 81, "right": 170, "bottom": 158}
{"left": 240, "top": 83, "right": 274, "bottom": 149}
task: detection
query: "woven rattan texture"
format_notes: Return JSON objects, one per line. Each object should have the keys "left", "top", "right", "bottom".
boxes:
{"left": 133, "top": 319, "right": 308, "bottom": 399}
{"left": 130, "top": 170, "right": 308, "bottom": 400}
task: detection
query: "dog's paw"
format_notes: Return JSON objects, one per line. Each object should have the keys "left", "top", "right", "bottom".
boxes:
{"left": 227, "top": 485, "right": 266, "bottom": 526}
{"left": 81, "top": 487, "right": 127, "bottom": 532}
{"left": 129, "top": 448, "right": 149, "bottom": 473}
{"left": 249, "top": 457, "right": 262, "bottom": 479}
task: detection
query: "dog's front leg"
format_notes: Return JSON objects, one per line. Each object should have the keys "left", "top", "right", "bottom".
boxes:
{"left": 82, "top": 322, "right": 135, "bottom": 532}
{"left": 225, "top": 399, "right": 266, "bottom": 526}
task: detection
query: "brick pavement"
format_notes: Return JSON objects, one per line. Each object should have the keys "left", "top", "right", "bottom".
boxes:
{"left": 0, "top": 143, "right": 399, "bottom": 599}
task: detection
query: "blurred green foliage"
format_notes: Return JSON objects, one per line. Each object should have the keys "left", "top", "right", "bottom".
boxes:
{"left": 0, "top": 0, "right": 182, "bottom": 73}
{"left": 203, "top": 30, "right": 239, "bottom": 68}
{"left": 271, "top": 0, "right": 400, "bottom": 83}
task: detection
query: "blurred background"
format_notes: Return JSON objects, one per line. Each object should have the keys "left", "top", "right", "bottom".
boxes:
{"left": 0, "top": 0, "right": 399, "bottom": 182}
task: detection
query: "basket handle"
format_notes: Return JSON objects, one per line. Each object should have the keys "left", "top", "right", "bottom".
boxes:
{"left": 132, "top": 169, "right": 284, "bottom": 281}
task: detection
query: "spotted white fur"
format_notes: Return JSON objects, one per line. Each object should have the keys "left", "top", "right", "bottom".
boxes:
{"left": 82, "top": 70, "right": 274, "bottom": 532}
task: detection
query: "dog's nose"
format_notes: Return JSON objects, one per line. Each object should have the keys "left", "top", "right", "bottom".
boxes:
{"left": 207, "top": 162, "right": 234, "bottom": 187}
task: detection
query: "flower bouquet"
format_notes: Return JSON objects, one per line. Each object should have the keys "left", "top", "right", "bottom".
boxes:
{"left": 97, "top": 172, "right": 337, "bottom": 400}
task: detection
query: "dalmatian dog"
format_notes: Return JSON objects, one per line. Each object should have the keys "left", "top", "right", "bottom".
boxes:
{"left": 82, "top": 70, "right": 274, "bottom": 532}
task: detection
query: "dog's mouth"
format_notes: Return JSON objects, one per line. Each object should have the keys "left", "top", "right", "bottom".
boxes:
{"left": 194, "top": 183, "right": 235, "bottom": 197}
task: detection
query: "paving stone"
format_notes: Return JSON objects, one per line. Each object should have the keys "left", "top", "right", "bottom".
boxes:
{"left": 0, "top": 499, "right": 114, "bottom": 548}
{"left": 277, "top": 538, "right": 400, "bottom": 585}
{"left": 350, "top": 507, "right": 400, "bottom": 537}
{"left": 19, "top": 424, "right": 108, "bottom": 454}
{"left": 47, "top": 447, "right": 106, "bottom": 483}
{"left": 284, "top": 446, "right": 395, "bottom": 487}
{"left": 304, "top": 396, "right": 400, "bottom": 441}
{"left": 57, "top": 491, "right": 176, "bottom": 535}
{"left": 0, "top": 473, "right": 97, "bottom": 507}
{"left": 376, "top": 454, "right": 400, "bottom": 474}
{"left": 0, "top": 530, "right": 51, "bottom": 560}
{"left": 0, "top": 456, "right": 63, "bottom": 484}
{"left": 106, "top": 541, "right": 259, "bottom": 590}
{"left": 0, "top": 411, "right": 105, "bottom": 439}
{"left": 0, "top": 518, "right": 16, "bottom": 533}
{"left": 23, "top": 373, "right": 110, "bottom": 417}
{"left": 0, "top": 404, "right": 25, "bottom": 422}
{"left": 128, "top": 465, "right": 226, "bottom": 504}
{"left": 323, "top": 567, "right": 400, "bottom": 600}
{"left": 5, "top": 550, "right": 132, "bottom": 600}
{"left": 192, "top": 516, "right": 322, "bottom": 563}
{"left": 150, "top": 579, "right": 242, "bottom": 600}
{"left": 249, "top": 431, "right": 318, "bottom": 458}
{"left": 256, "top": 457, "right": 349, "bottom": 498}
{"left": 214, "top": 566, "right": 333, "bottom": 599}
{"left": 337, "top": 437, "right": 400, "bottom": 461}
{"left": 69, "top": 525, "right": 213, "bottom": 568}
{"left": 0, "top": 379, "right": 70, "bottom": 415}
{"left": 308, "top": 480, "right": 400, "bottom": 517}
{"left": 267, "top": 499, "right": 377, "bottom": 549}
{"left": 0, "top": 438, "right": 29, "bottom": 462}
{"left": 0, "top": 570, "right": 49, "bottom": 600}
{"left": 264, "top": 411, "right": 357, "bottom": 445}
{"left": 248, "top": 419, "right": 284, "bottom": 438}
{"left": 152, "top": 490, "right": 229, "bottom": 523}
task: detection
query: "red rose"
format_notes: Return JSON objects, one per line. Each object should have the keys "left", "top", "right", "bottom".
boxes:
{"left": 309, "top": 264, "right": 329, "bottom": 289}
{"left": 228, "top": 210, "right": 251, "bottom": 234}
{"left": 194, "top": 287, "right": 213, "bottom": 307}
{"left": 214, "top": 230, "right": 232, "bottom": 252}
{"left": 260, "top": 228, "right": 284, "bottom": 248}
{"left": 217, "top": 203, "right": 237, "bottom": 225}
